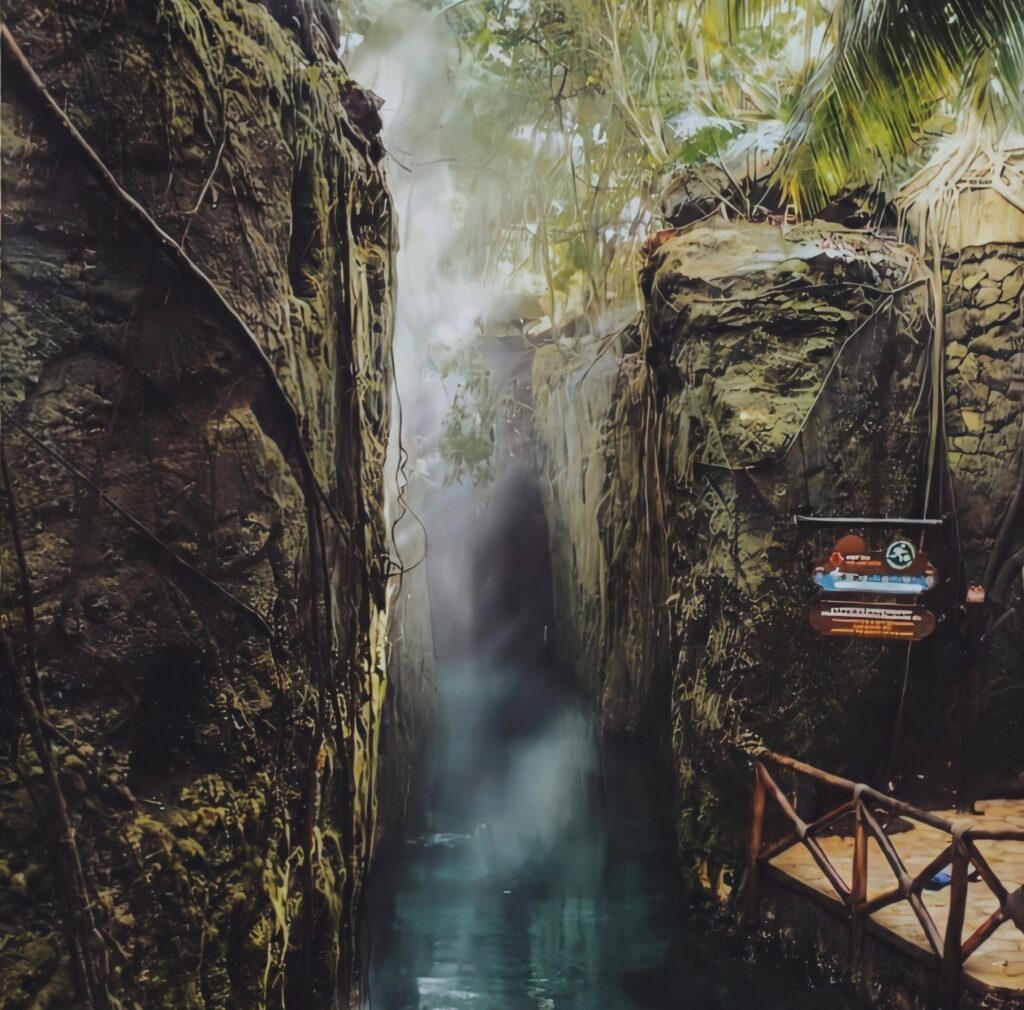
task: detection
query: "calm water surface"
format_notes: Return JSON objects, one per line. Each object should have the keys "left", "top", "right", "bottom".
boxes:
{"left": 365, "top": 663, "right": 853, "bottom": 1010}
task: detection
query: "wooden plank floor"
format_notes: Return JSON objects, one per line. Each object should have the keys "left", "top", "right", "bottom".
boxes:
{"left": 770, "top": 799, "right": 1024, "bottom": 993}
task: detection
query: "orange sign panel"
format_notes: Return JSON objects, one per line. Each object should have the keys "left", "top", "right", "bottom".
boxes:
{"left": 809, "top": 603, "right": 937, "bottom": 641}
{"left": 812, "top": 533, "right": 938, "bottom": 597}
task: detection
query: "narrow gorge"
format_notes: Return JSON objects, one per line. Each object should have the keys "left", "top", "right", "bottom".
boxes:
{"left": 2, "top": 3, "right": 1024, "bottom": 1010}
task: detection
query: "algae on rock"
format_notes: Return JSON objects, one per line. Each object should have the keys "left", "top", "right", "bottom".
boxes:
{"left": 0, "top": 2, "right": 394, "bottom": 1007}
{"left": 533, "top": 218, "right": 942, "bottom": 878}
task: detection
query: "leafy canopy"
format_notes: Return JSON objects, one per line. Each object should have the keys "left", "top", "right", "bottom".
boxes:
{"left": 342, "top": 0, "right": 1024, "bottom": 316}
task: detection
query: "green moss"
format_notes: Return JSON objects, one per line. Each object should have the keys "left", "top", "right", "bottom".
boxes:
{"left": 1, "top": 0, "right": 394, "bottom": 1006}
{"left": 532, "top": 218, "right": 933, "bottom": 891}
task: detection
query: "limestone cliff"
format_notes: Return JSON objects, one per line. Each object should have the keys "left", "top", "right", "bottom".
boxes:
{"left": 0, "top": 3, "right": 393, "bottom": 1007}
{"left": 533, "top": 211, "right": 1024, "bottom": 883}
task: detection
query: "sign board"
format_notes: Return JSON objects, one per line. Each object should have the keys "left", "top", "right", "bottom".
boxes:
{"left": 809, "top": 602, "right": 937, "bottom": 641}
{"left": 812, "top": 532, "right": 938, "bottom": 597}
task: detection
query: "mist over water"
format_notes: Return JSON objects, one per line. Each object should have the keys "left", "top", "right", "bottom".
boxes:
{"left": 348, "top": 8, "right": 856, "bottom": 1009}
{"left": 362, "top": 457, "right": 855, "bottom": 1009}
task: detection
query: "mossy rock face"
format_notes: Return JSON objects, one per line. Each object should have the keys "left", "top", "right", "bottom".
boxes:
{"left": 536, "top": 215, "right": 1024, "bottom": 884}
{"left": 643, "top": 219, "right": 932, "bottom": 873}
{"left": 536, "top": 219, "right": 942, "bottom": 872}
{"left": 1, "top": 3, "right": 393, "bottom": 1008}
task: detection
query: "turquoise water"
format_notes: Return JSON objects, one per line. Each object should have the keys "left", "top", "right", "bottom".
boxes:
{"left": 365, "top": 664, "right": 853, "bottom": 1010}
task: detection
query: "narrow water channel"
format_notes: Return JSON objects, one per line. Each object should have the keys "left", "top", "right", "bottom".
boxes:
{"left": 365, "top": 677, "right": 858, "bottom": 1010}
{"left": 365, "top": 471, "right": 855, "bottom": 1010}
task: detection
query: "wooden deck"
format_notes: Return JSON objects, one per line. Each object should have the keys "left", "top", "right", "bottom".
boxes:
{"left": 770, "top": 798, "right": 1024, "bottom": 995}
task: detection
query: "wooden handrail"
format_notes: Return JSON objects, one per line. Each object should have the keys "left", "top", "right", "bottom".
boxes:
{"left": 967, "top": 828, "right": 1024, "bottom": 842}
{"left": 759, "top": 749, "right": 967, "bottom": 834}
{"left": 851, "top": 800, "right": 868, "bottom": 960}
{"left": 758, "top": 800, "right": 856, "bottom": 863}
{"left": 756, "top": 764, "right": 851, "bottom": 900}
{"left": 961, "top": 908, "right": 1005, "bottom": 961}
{"left": 965, "top": 843, "right": 1008, "bottom": 903}
{"left": 749, "top": 751, "right": 1024, "bottom": 1010}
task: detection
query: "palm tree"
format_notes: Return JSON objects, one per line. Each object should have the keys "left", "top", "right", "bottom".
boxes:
{"left": 775, "top": 0, "right": 1024, "bottom": 214}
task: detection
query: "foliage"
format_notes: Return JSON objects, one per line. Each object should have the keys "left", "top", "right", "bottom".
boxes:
{"left": 342, "top": 0, "right": 1024, "bottom": 320}
{"left": 430, "top": 0, "right": 813, "bottom": 317}
{"left": 437, "top": 346, "right": 510, "bottom": 486}
{"left": 441, "top": 394, "right": 497, "bottom": 485}
{"left": 781, "top": 0, "right": 1024, "bottom": 213}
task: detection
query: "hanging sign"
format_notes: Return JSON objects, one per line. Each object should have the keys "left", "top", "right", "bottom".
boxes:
{"left": 812, "top": 532, "right": 938, "bottom": 597}
{"left": 809, "top": 602, "right": 937, "bottom": 641}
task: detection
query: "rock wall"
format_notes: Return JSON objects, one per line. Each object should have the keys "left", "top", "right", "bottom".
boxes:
{"left": 531, "top": 319, "right": 668, "bottom": 734}
{"left": 646, "top": 220, "right": 933, "bottom": 874}
{"left": 0, "top": 3, "right": 394, "bottom": 1008}
{"left": 535, "top": 209, "right": 1024, "bottom": 884}
{"left": 534, "top": 216, "right": 1023, "bottom": 880}
{"left": 942, "top": 235, "right": 1024, "bottom": 781}
{"left": 375, "top": 552, "right": 436, "bottom": 842}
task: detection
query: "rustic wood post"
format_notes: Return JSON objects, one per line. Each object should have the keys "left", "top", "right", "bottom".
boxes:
{"left": 938, "top": 827, "right": 970, "bottom": 1010}
{"left": 747, "top": 763, "right": 766, "bottom": 923}
{"left": 850, "top": 787, "right": 868, "bottom": 967}
{"left": 956, "top": 589, "right": 987, "bottom": 812}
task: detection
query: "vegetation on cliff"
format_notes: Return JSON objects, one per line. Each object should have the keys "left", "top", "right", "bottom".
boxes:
{"left": 522, "top": 21, "right": 1024, "bottom": 904}
{"left": 0, "top": 2, "right": 393, "bottom": 1007}
{"left": 344, "top": 0, "right": 1024, "bottom": 323}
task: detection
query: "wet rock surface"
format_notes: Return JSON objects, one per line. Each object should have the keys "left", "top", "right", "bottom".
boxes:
{"left": 0, "top": 3, "right": 393, "bottom": 1007}
{"left": 534, "top": 214, "right": 1023, "bottom": 882}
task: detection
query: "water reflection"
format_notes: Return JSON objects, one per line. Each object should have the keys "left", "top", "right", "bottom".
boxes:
{"left": 366, "top": 670, "right": 852, "bottom": 1010}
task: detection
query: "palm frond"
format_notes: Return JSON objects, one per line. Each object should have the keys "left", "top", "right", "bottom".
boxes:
{"left": 698, "top": 0, "right": 791, "bottom": 43}
{"left": 777, "top": 0, "right": 1024, "bottom": 214}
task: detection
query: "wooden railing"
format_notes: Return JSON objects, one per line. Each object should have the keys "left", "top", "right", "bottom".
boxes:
{"left": 748, "top": 750, "right": 1024, "bottom": 1010}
